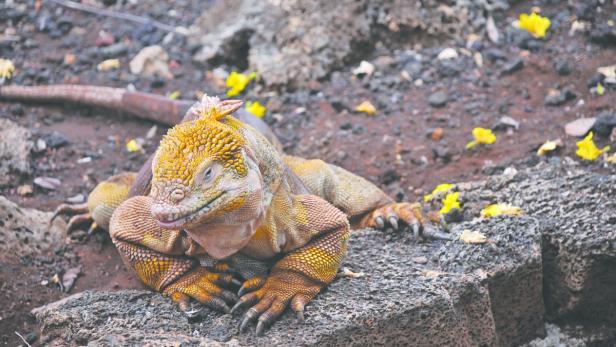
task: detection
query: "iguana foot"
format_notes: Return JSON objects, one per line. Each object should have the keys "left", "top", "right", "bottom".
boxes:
{"left": 361, "top": 202, "right": 425, "bottom": 231}
{"left": 50, "top": 203, "right": 98, "bottom": 235}
{"left": 361, "top": 202, "right": 453, "bottom": 240}
{"left": 231, "top": 269, "right": 321, "bottom": 336}
{"left": 164, "top": 267, "right": 239, "bottom": 313}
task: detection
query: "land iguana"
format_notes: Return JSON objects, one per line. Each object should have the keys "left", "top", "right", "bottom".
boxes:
{"left": 1, "top": 84, "right": 449, "bottom": 335}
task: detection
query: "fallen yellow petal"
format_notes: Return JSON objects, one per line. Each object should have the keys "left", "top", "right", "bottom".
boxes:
{"left": 518, "top": 12, "right": 551, "bottom": 39}
{"left": 0, "top": 58, "right": 15, "bottom": 80}
{"left": 459, "top": 230, "right": 487, "bottom": 244}
{"left": 226, "top": 71, "right": 256, "bottom": 97}
{"left": 97, "top": 59, "right": 121, "bottom": 71}
{"left": 537, "top": 139, "right": 560, "bottom": 156}
{"left": 355, "top": 101, "right": 377, "bottom": 115}
{"left": 481, "top": 203, "right": 524, "bottom": 218}
{"left": 440, "top": 192, "right": 461, "bottom": 215}
{"left": 596, "top": 83, "right": 605, "bottom": 96}
{"left": 245, "top": 101, "right": 266, "bottom": 118}
{"left": 607, "top": 153, "right": 616, "bottom": 164}
{"left": 126, "top": 139, "right": 141, "bottom": 152}
{"left": 424, "top": 183, "right": 454, "bottom": 202}
{"left": 168, "top": 90, "right": 182, "bottom": 100}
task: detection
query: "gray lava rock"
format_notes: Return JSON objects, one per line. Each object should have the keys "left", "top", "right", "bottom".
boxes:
{"left": 591, "top": 111, "right": 616, "bottom": 138}
{"left": 0, "top": 119, "right": 33, "bottom": 186}
{"left": 0, "top": 195, "right": 66, "bottom": 256}
{"left": 32, "top": 161, "right": 616, "bottom": 346}
{"left": 428, "top": 91, "right": 448, "bottom": 107}
{"left": 190, "top": 0, "right": 510, "bottom": 87}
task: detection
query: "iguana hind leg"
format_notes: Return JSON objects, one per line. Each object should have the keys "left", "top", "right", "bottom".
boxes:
{"left": 51, "top": 172, "right": 136, "bottom": 235}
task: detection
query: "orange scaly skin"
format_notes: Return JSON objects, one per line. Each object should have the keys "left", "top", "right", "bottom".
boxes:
{"left": 99, "top": 94, "right": 432, "bottom": 335}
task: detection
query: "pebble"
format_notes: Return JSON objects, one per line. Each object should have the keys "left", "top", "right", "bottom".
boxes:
{"left": 492, "top": 116, "right": 520, "bottom": 132}
{"left": 34, "top": 176, "right": 62, "bottom": 190}
{"left": 501, "top": 58, "right": 524, "bottom": 75}
{"left": 554, "top": 59, "right": 571, "bottom": 76}
{"left": 41, "top": 132, "right": 70, "bottom": 148}
{"left": 437, "top": 48, "right": 458, "bottom": 60}
{"left": 484, "top": 48, "right": 507, "bottom": 62}
{"left": 589, "top": 23, "right": 616, "bottom": 45}
{"left": 100, "top": 43, "right": 129, "bottom": 59}
{"left": 412, "top": 256, "right": 428, "bottom": 264}
{"left": 428, "top": 91, "right": 448, "bottom": 108}
{"left": 564, "top": 117, "right": 595, "bottom": 137}
{"left": 544, "top": 88, "right": 576, "bottom": 106}
{"left": 591, "top": 112, "right": 616, "bottom": 138}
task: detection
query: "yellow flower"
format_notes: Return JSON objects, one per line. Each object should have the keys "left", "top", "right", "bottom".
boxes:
{"left": 607, "top": 153, "right": 616, "bottom": 164}
{"left": 245, "top": 101, "right": 266, "bottom": 118}
{"left": 0, "top": 58, "right": 15, "bottom": 80}
{"left": 226, "top": 71, "right": 256, "bottom": 97}
{"left": 126, "top": 139, "right": 141, "bottom": 152}
{"left": 575, "top": 132, "right": 610, "bottom": 161}
{"left": 424, "top": 183, "right": 454, "bottom": 202}
{"left": 440, "top": 192, "right": 461, "bottom": 215}
{"left": 466, "top": 127, "right": 496, "bottom": 149}
{"left": 518, "top": 12, "right": 551, "bottom": 39}
{"left": 481, "top": 203, "right": 524, "bottom": 218}
{"left": 355, "top": 101, "right": 377, "bottom": 115}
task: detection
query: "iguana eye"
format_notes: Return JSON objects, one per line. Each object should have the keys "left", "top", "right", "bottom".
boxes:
{"left": 203, "top": 167, "right": 214, "bottom": 182}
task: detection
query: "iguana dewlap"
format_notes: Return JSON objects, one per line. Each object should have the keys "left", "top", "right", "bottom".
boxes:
{"left": 75, "top": 95, "right": 430, "bottom": 335}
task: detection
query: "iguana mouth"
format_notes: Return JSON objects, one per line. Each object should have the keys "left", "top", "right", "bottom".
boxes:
{"left": 155, "top": 192, "right": 224, "bottom": 228}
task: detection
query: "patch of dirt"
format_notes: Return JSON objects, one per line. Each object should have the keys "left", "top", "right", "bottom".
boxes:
{"left": 0, "top": 0, "right": 614, "bottom": 345}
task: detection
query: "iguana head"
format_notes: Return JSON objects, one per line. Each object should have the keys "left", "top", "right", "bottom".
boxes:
{"left": 149, "top": 95, "right": 265, "bottom": 238}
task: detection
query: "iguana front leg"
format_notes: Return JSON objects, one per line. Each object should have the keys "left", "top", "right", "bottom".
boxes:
{"left": 110, "top": 196, "right": 238, "bottom": 312}
{"left": 231, "top": 195, "right": 350, "bottom": 336}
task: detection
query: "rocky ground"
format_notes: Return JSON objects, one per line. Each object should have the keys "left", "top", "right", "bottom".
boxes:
{"left": 0, "top": 0, "right": 615, "bottom": 345}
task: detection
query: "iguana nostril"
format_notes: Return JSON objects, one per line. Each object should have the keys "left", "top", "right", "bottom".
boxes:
{"left": 170, "top": 189, "right": 185, "bottom": 203}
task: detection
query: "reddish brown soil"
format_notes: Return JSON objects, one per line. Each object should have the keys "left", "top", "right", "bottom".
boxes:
{"left": 0, "top": 0, "right": 614, "bottom": 345}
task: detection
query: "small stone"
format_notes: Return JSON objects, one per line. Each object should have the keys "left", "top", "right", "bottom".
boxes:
{"left": 413, "top": 256, "right": 428, "bottom": 264}
{"left": 352, "top": 60, "right": 375, "bottom": 76}
{"left": 41, "top": 132, "right": 70, "bottom": 149}
{"left": 431, "top": 128, "right": 443, "bottom": 141}
{"left": 428, "top": 91, "right": 448, "bottom": 108}
{"left": 492, "top": 116, "right": 520, "bottom": 132}
{"left": 437, "top": 48, "right": 458, "bottom": 60}
{"left": 501, "top": 58, "right": 524, "bottom": 75}
{"left": 554, "top": 60, "right": 571, "bottom": 76}
{"left": 100, "top": 43, "right": 129, "bottom": 59}
{"left": 591, "top": 112, "right": 616, "bottom": 138}
{"left": 17, "top": 184, "right": 33, "bottom": 196}
{"left": 545, "top": 88, "right": 576, "bottom": 106}
{"left": 565, "top": 117, "right": 595, "bottom": 137}
{"left": 67, "top": 194, "right": 85, "bottom": 204}
{"left": 484, "top": 48, "right": 507, "bottom": 62}
{"left": 34, "top": 177, "right": 62, "bottom": 190}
